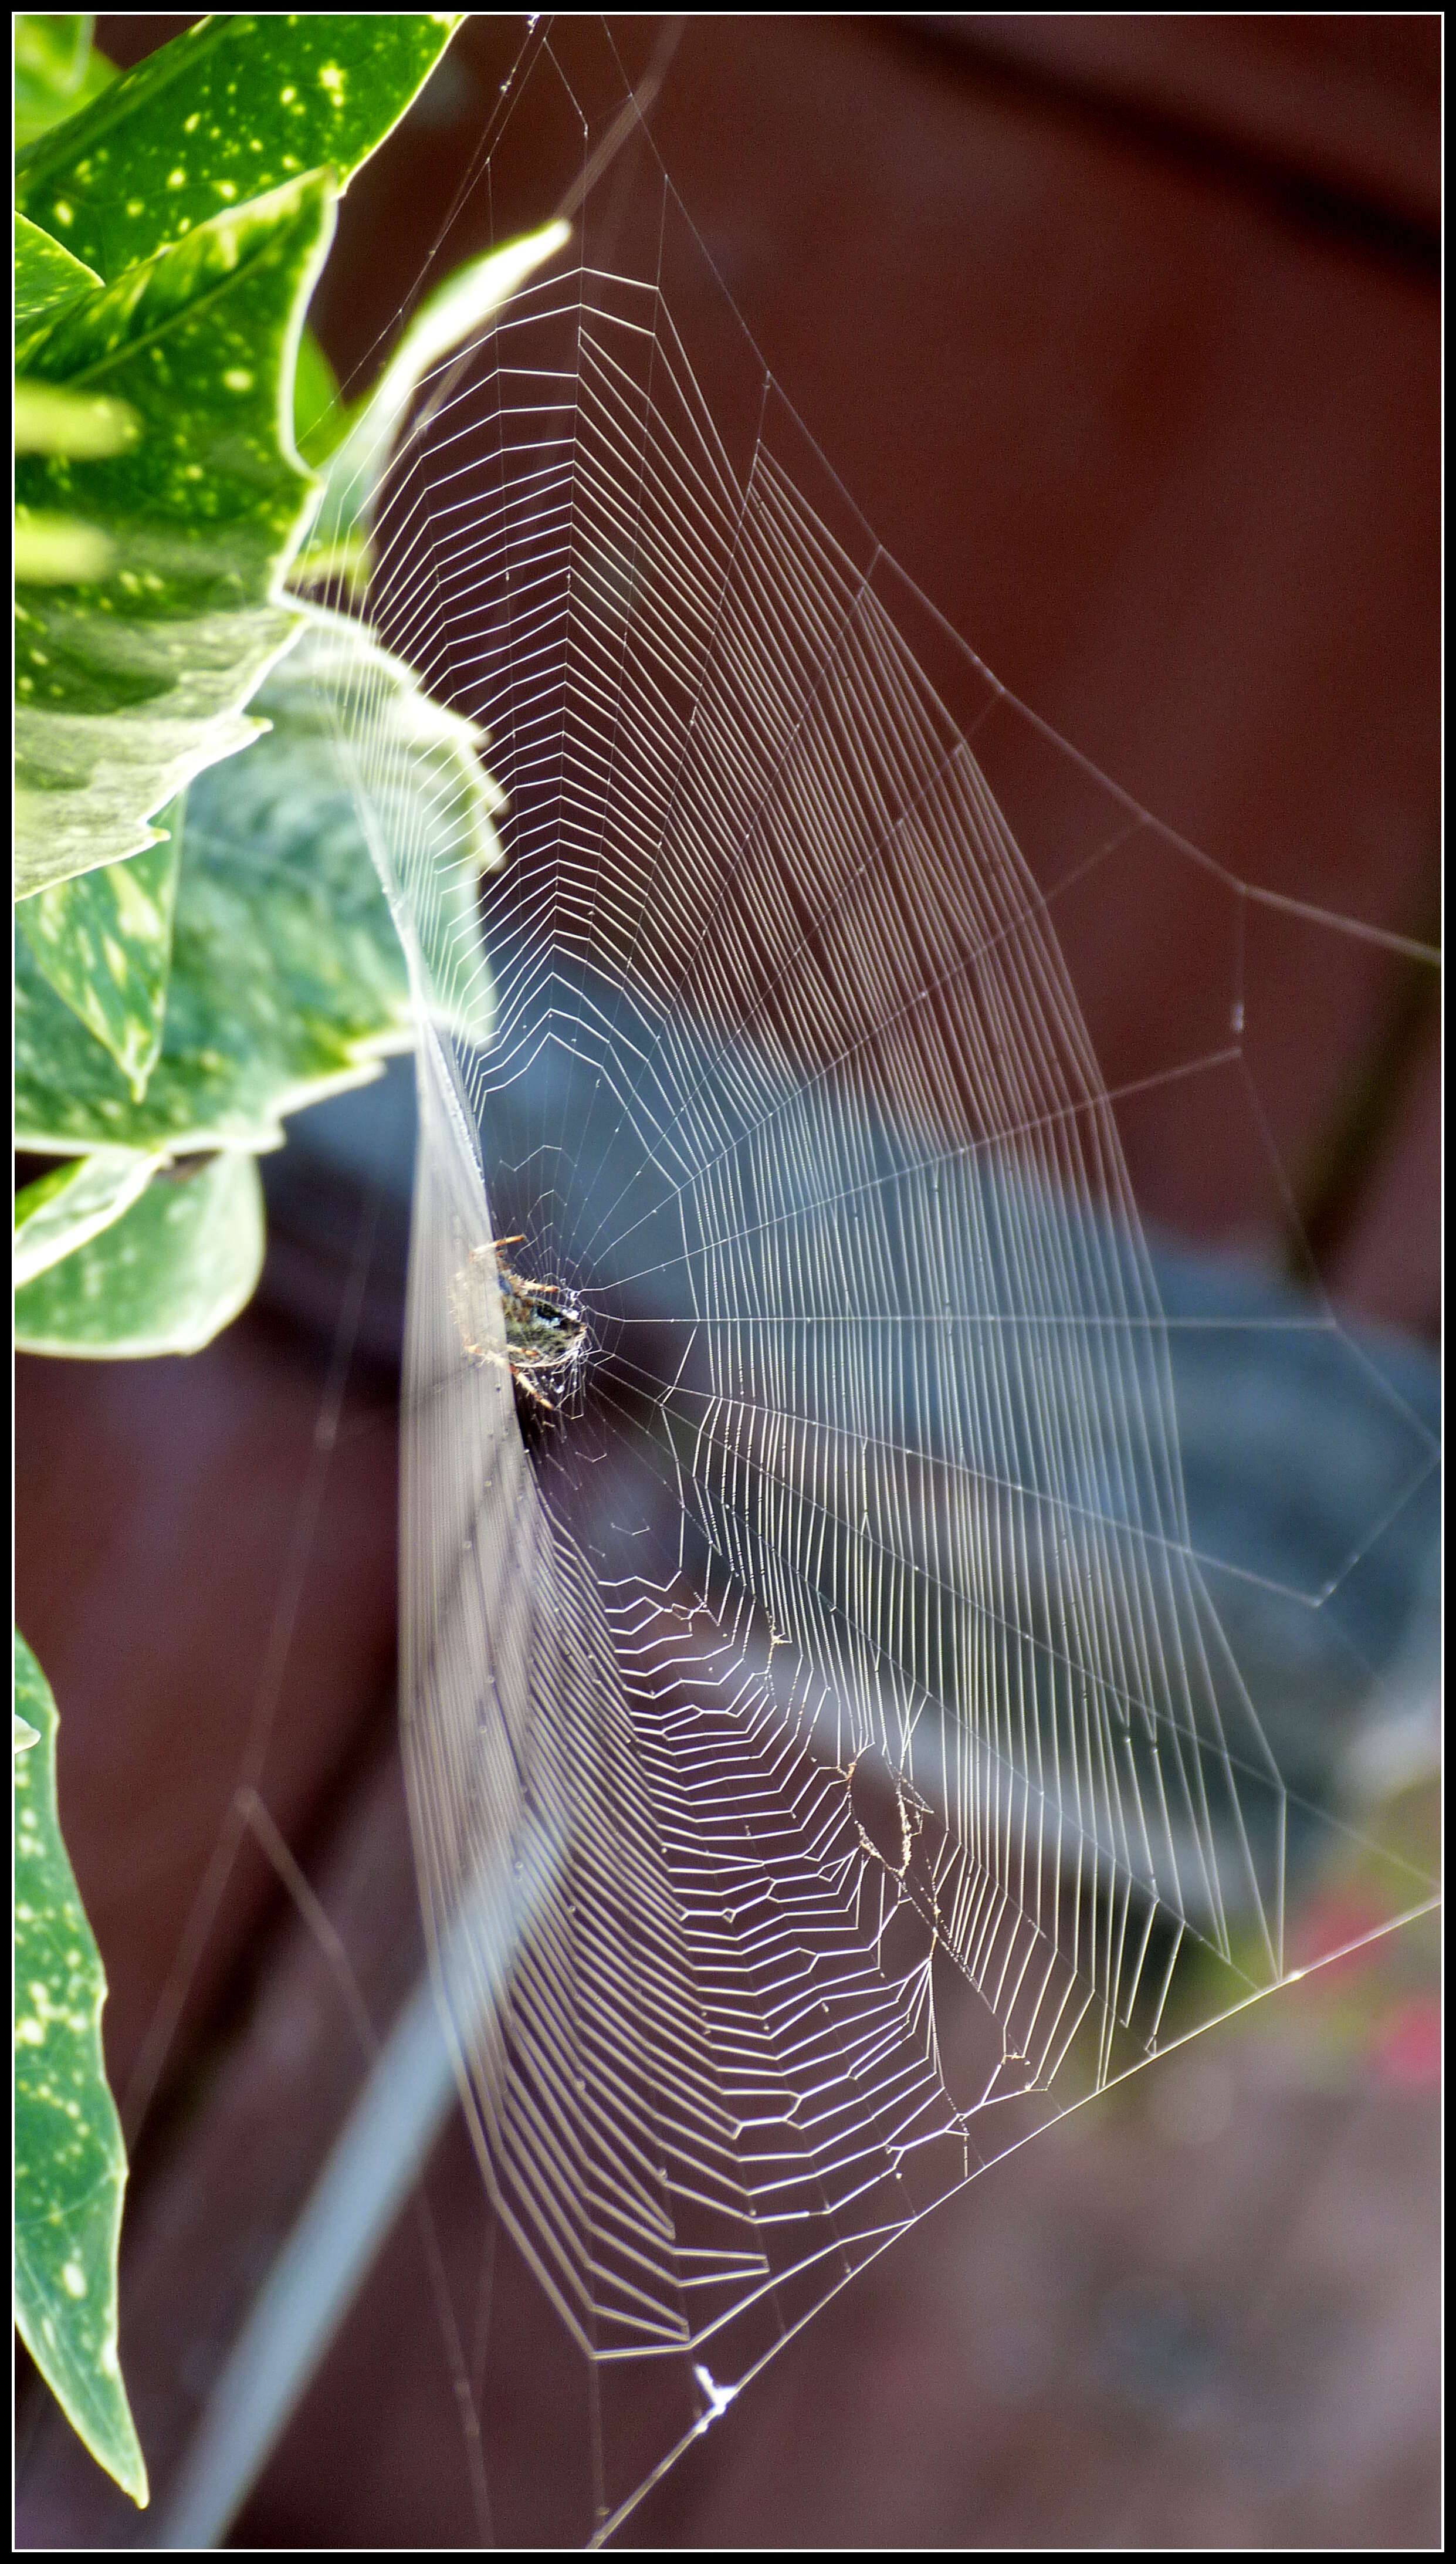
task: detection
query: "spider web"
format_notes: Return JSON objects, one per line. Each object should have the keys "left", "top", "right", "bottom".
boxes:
{"left": 310, "top": 22, "right": 1439, "bottom": 2545}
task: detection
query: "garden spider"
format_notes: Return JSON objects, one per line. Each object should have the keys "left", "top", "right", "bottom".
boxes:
{"left": 449, "top": 1235, "right": 588, "bottom": 1416}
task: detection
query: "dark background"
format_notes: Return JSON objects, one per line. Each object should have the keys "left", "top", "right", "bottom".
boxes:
{"left": 16, "top": 14, "right": 1438, "bottom": 2549}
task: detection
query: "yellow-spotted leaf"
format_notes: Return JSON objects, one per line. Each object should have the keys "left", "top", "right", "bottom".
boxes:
{"left": 13, "top": 212, "right": 104, "bottom": 334}
{"left": 15, "top": 171, "right": 337, "bottom": 899}
{"left": 13, "top": 1631, "right": 147, "bottom": 2507}
{"left": 16, "top": 797, "right": 186, "bottom": 1097}
{"left": 15, "top": 13, "right": 463, "bottom": 283}
{"left": 13, "top": 220, "right": 133, "bottom": 590}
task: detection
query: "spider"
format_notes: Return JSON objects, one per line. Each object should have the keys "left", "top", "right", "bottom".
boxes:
{"left": 449, "top": 1235, "right": 588, "bottom": 1416}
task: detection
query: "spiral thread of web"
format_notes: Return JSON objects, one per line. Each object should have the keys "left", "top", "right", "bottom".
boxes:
{"left": 320, "top": 242, "right": 1291, "bottom": 2369}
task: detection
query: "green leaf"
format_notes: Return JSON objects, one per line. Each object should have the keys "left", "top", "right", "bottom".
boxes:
{"left": 14, "top": 1149, "right": 165, "bottom": 1289}
{"left": 15, "top": 171, "right": 337, "bottom": 900}
{"left": 15, "top": 609, "right": 495, "bottom": 1158}
{"left": 13, "top": 16, "right": 116, "bottom": 152}
{"left": 13, "top": 211, "right": 103, "bottom": 333}
{"left": 15, "top": 1154, "right": 266, "bottom": 1357}
{"left": 17, "top": 797, "right": 185, "bottom": 1096}
{"left": 13, "top": 1631, "right": 147, "bottom": 2508}
{"left": 15, "top": 13, "right": 464, "bottom": 282}
{"left": 296, "top": 221, "right": 570, "bottom": 594}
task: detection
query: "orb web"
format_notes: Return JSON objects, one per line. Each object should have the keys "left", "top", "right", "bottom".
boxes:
{"left": 313, "top": 29, "right": 1438, "bottom": 2544}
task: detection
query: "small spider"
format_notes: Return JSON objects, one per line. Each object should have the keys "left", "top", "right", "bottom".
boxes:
{"left": 450, "top": 1235, "right": 587, "bottom": 1416}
